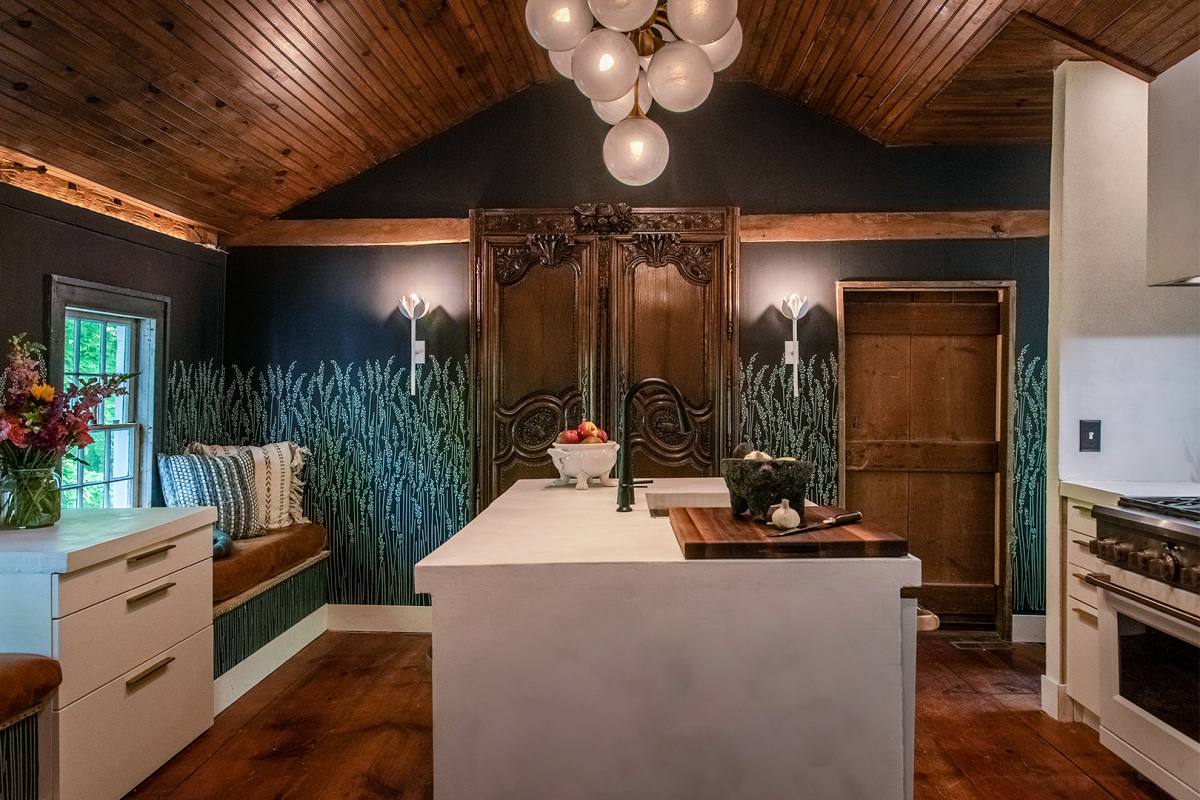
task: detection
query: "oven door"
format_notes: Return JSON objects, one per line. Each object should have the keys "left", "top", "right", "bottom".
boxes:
{"left": 1091, "top": 573, "right": 1200, "bottom": 800}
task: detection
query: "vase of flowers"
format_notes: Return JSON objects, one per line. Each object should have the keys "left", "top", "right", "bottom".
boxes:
{"left": 0, "top": 334, "right": 127, "bottom": 529}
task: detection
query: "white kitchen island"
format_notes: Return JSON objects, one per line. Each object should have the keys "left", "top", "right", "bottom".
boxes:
{"left": 415, "top": 479, "right": 921, "bottom": 800}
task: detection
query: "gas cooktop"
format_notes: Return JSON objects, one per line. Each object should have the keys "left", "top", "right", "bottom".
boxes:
{"left": 1119, "top": 496, "right": 1200, "bottom": 523}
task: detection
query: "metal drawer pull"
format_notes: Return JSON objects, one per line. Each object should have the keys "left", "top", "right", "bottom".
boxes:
{"left": 1085, "top": 573, "right": 1200, "bottom": 627}
{"left": 1072, "top": 572, "right": 1091, "bottom": 582}
{"left": 1072, "top": 539, "right": 1092, "bottom": 547}
{"left": 125, "top": 656, "right": 175, "bottom": 691}
{"left": 127, "top": 543, "right": 175, "bottom": 564}
{"left": 1071, "top": 606, "right": 1098, "bottom": 624}
{"left": 127, "top": 581, "right": 175, "bottom": 606}
{"left": 1070, "top": 505, "right": 1092, "bottom": 515}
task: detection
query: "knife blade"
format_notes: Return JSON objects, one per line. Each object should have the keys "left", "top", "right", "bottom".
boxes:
{"left": 766, "top": 511, "right": 863, "bottom": 537}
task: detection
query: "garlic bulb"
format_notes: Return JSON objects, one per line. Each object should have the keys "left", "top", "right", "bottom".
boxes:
{"left": 771, "top": 499, "right": 801, "bottom": 529}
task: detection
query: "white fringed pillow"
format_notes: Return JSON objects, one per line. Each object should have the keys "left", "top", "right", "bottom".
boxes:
{"left": 185, "top": 441, "right": 309, "bottom": 529}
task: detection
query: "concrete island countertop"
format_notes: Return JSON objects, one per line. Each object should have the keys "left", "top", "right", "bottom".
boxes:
{"left": 1060, "top": 479, "right": 1200, "bottom": 505}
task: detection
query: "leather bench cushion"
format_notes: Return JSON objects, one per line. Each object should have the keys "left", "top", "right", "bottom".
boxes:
{"left": 0, "top": 654, "right": 62, "bottom": 724}
{"left": 212, "top": 523, "right": 327, "bottom": 605}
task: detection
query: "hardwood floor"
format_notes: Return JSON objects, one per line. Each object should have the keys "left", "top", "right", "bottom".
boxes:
{"left": 127, "top": 631, "right": 1170, "bottom": 800}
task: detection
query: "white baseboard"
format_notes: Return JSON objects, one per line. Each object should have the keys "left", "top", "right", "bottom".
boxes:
{"left": 214, "top": 605, "right": 328, "bottom": 715}
{"left": 326, "top": 604, "right": 432, "bottom": 633}
{"left": 1041, "top": 674, "right": 1071, "bottom": 721}
{"left": 1012, "top": 614, "right": 1046, "bottom": 643}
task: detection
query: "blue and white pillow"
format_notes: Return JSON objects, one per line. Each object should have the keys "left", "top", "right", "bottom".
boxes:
{"left": 157, "top": 451, "right": 262, "bottom": 540}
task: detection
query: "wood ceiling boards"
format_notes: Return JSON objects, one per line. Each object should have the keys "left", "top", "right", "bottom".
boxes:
{"left": 0, "top": 1, "right": 1196, "bottom": 238}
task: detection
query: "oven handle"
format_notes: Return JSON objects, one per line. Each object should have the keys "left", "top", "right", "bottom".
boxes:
{"left": 1085, "top": 573, "right": 1200, "bottom": 627}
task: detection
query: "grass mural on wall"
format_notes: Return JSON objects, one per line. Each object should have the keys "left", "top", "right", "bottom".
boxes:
{"left": 165, "top": 357, "right": 473, "bottom": 606}
{"left": 738, "top": 353, "right": 839, "bottom": 506}
{"left": 1012, "top": 346, "right": 1048, "bottom": 615}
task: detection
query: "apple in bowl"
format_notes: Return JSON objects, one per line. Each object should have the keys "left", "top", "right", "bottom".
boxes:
{"left": 549, "top": 421, "right": 618, "bottom": 490}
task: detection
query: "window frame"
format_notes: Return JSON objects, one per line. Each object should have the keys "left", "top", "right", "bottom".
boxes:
{"left": 46, "top": 276, "right": 170, "bottom": 509}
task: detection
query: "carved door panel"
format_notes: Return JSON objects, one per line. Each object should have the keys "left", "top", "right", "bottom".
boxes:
{"left": 476, "top": 229, "right": 598, "bottom": 507}
{"left": 612, "top": 228, "right": 736, "bottom": 480}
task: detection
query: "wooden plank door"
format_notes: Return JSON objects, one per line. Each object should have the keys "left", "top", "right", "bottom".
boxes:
{"left": 611, "top": 229, "right": 737, "bottom": 480}
{"left": 839, "top": 285, "right": 1012, "bottom": 630}
{"left": 475, "top": 230, "right": 599, "bottom": 508}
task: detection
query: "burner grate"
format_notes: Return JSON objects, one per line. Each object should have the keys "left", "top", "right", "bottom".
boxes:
{"left": 1118, "top": 496, "right": 1200, "bottom": 523}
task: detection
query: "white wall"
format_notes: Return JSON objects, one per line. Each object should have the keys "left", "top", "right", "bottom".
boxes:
{"left": 1148, "top": 51, "right": 1200, "bottom": 286}
{"left": 1050, "top": 61, "right": 1200, "bottom": 484}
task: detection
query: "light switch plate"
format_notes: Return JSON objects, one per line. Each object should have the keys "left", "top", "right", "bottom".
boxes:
{"left": 1080, "top": 420, "right": 1101, "bottom": 452}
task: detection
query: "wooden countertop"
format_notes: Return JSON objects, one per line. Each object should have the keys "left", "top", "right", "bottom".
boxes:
{"left": 670, "top": 504, "right": 908, "bottom": 559}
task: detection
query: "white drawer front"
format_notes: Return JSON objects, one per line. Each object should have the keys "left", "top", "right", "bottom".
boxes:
{"left": 54, "top": 559, "right": 211, "bottom": 708}
{"left": 1065, "top": 600, "right": 1099, "bottom": 714}
{"left": 1066, "top": 537, "right": 1104, "bottom": 578}
{"left": 1064, "top": 501, "right": 1096, "bottom": 539}
{"left": 1066, "top": 567, "right": 1098, "bottom": 607}
{"left": 54, "top": 525, "right": 211, "bottom": 618}
{"left": 54, "top": 626, "right": 213, "bottom": 800}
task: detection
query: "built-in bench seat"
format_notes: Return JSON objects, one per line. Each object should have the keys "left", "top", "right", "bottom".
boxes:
{"left": 0, "top": 654, "right": 62, "bottom": 799}
{"left": 213, "top": 523, "right": 327, "bottom": 605}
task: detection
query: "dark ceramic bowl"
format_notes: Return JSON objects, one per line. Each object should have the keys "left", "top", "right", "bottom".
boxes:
{"left": 720, "top": 458, "right": 815, "bottom": 522}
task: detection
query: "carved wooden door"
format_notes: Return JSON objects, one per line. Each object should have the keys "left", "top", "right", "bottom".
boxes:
{"left": 472, "top": 207, "right": 738, "bottom": 510}
{"left": 611, "top": 216, "right": 738, "bottom": 481}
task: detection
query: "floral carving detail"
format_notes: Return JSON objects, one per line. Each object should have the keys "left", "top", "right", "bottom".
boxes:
{"left": 493, "top": 233, "right": 584, "bottom": 285}
{"left": 574, "top": 203, "right": 635, "bottom": 234}
{"left": 515, "top": 406, "right": 559, "bottom": 450}
{"left": 625, "top": 233, "right": 714, "bottom": 284}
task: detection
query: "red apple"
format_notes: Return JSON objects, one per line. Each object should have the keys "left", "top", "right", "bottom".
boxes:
{"left": 577, "top": 420, "right": 598, "bottom": 438}
{"left": 595, "top": 428, "right": 608, "bottom": 443}
{"left": 556, "top": 429, "right": 581, "bottom": 445}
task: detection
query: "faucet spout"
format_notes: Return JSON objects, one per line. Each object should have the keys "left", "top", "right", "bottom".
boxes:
{"left": 616, "top": 378, "right": 692, "bottom": 512}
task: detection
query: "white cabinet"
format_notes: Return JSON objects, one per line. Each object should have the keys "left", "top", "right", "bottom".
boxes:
{"left": 1062, "top": 494, "right": 1101, "bottom": 721}
{"left": 0, "top": 507, "right": 217, "bottom": 800}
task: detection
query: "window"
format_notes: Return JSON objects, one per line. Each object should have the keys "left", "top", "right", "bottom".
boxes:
{"left": 60, "top": 312, "right": 144, "bottom": 509}
{"left": 47, "top": 276, "right": 169, "bottom": 510}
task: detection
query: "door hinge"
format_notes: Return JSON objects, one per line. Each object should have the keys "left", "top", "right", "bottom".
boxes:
{"left": 727, "top": 320, "right": 734, "bottom": 338}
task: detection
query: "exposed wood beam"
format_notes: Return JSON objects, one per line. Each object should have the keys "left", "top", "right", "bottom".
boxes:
{"left": 1015, "top": 12, "right": 1156, "bottom": 83}
{"left": 227, "top": 218, "right": 472, "bottom": 247}
{"left": 0, "top": 145, "right": 222, "bottom": 247}
{"left": 739, "top": 210, "right": 1050, "bottom": 242}
{"left": 229, "top": 211, "right": 1051, "bottom": 247}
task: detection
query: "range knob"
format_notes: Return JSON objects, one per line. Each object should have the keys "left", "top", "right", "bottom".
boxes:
{"left": 1148, "top": 552, "right": 1180, "bottom": 581}
{"left": 1096, "top": 539, "right": 1120, "bottom": 561}
{"left": 1113, "top": 543, "right": 1136, "bottom": 563}
{"left": 1128, "top": 549, "right": 1156, "bottom": 570}
{"left": 1089, "top": 538, "right": 1113, "bottom": 556}
{"left": 1182, "top": 565, "right": 1200, "bottom": 589}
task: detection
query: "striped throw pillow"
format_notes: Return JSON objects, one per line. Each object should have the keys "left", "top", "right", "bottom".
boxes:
{"left": 186, "top": 441, "right": 309, "bottom": 529}
{"left": 157, "top": 451, "right": 262, "bottom": 540}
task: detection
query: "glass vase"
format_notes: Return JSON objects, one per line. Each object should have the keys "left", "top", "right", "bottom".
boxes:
{"left": 1, "top": 467, "right": 62, "bottom": 529}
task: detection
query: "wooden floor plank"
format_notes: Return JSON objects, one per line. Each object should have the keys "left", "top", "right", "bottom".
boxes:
{"left": 124, "top": 631, "right": 1174, "bottom": 800}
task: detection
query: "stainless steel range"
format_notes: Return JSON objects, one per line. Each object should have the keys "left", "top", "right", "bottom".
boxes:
{"left": 1088, "top": 496, "right": 1200, "bottom": 800}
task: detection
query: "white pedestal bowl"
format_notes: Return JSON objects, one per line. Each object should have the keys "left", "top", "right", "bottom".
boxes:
{"left": 548, "top": 442, "right": 620, "bottom": 490}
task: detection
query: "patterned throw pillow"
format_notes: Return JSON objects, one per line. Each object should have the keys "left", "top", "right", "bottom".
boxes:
{"left": 156, "top": 451, "right": 262, "bottom": 540}
{"left": 185, "top": 441, "right": 309, "bottom": 529}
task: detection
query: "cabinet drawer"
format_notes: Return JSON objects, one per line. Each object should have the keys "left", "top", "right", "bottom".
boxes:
{"left": 1067, "top": 568, "right": 1099, "bottom": 607}
{"left": 54, "top": 559, "right": 211, "bottom": 708}
{"left": 53, "top": 626, "right": 213, "bottom": 800}
{"left": 1065, "top": 600, "right": 1100, "bottom": 714}
{"left": 1067, "top": 537, "right": 1104, "bottom": 577}
{"left": 1065, "top": 502, "right": 1096, "bottom": 539}
{"left": 54, "top": 525, "right": 211, "bottom": 618}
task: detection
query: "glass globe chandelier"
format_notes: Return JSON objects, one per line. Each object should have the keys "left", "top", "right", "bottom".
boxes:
{"left": 525, "top": 0, "right": 741, "bottom": 186}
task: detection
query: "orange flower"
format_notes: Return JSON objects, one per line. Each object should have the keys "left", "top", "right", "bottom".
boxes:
{"left": 29, "top": 383, "right": 56, "bottom": 403}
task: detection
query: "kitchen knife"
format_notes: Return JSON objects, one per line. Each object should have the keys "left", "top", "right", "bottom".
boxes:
{"left": 766, "top": 511, "right": 863, "bottom": 537}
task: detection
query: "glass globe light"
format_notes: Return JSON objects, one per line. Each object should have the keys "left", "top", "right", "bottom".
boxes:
{"left": 572, "top": 28, "right": 640, "bottom": 102}
{"left": 698, "top": 18, "right": 741, "bottom": 71}
{"left": 592, "top": 71, "right": 652, "bottom": 124}
{"left": 588, "top": 0, "right": 656, "bottom": 32}
{"left": 646, "top": 41, "right": 713, "bottom": 112}
{"left": 665, "top": 0, "right": 738, "bottom": 45}
{"left": 525, "top": 0, "right": 594, "bottom": 52}
{"left": 549, "top": 49, "right": 575, "bottom": 79}
{"left": 604, "top": 116, "right": 669, "bottom": 186}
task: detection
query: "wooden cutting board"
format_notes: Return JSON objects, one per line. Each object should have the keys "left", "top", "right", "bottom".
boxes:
{"left": 669, "top": 505, "right": 908, "bottom": 560}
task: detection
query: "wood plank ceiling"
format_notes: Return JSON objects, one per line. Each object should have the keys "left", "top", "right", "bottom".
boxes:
{"left": 0, "top": 0, "right": 1196, "bottom": 239}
